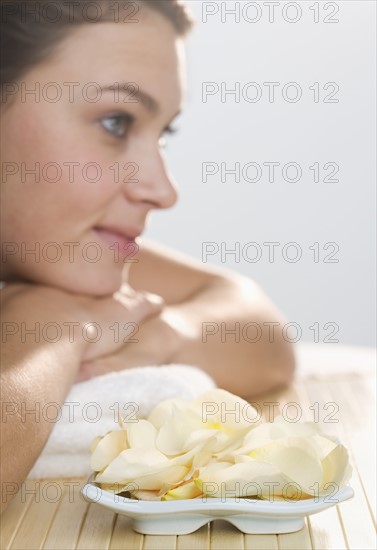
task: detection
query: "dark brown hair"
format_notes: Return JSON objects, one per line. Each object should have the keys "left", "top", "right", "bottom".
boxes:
{"left": 0, "top": 0, "right": 193, "bottom": 91}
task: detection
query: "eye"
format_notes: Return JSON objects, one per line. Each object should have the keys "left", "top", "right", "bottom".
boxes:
{"left": 159, "top": 125, "right": 178, "bottom": 148}
{"left": 100, "top": 113, "right": 134, "bottom": 139}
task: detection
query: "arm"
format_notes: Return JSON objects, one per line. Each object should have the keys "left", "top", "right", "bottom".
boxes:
{"left": 0, "top": 285, "right": 87, "bottom": 514}
{"left": 0, "top": 283, "right": 162, "bottom": 514}
{"left": 162, "top": 276, "right": 296, "bottom": 397}
{"left": 82, "top": 240, "right": 295, "bottom": 397}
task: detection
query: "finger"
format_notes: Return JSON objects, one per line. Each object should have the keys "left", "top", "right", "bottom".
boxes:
{"left": 113, "top": 288, "right": 164, "bottom": 319}
{"left": 132, "top": 292, "right": 165, "bottom": 323}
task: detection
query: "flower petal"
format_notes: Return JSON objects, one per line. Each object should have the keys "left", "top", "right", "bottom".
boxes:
{"left": 90, "top": 430, "right": 128, "bottom": 472}
{"left": 190, "top": 389, "right": 260, "bottom": 432}
{"left": 127, "top": 420, "right": 157, "bottom": 449}
{"left": 133, "top": 464, "right": 188, "bottom": 490}
{"left": 95, "top": 448, "right": 169, "bottom": 484}
{"left": 156, "top": 404, "right": 203, "bottom": 455}
{"left": 234, "top": 416, "right": 322, "bottom": 456}
{"left": 162, "top": 481, "right": 203, "bottom": 501}
{"left": 196, "top": 461, "right": 286, "bottom": 498}
{"left": 147, "top": 398, "right": 188, "bottom": 429}
{"left": 248, "top": 437, "right": 323, "bottom": 492}
{"left": 320, "top": 443, "right": 352, "bottom": 492}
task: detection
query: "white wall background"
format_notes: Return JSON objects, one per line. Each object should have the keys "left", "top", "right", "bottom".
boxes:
{"left": 144, "top": 0, "right": 376, "bottom": 347}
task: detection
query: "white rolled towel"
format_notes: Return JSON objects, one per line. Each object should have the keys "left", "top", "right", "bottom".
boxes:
{"left": 27, "top": 365, "right": 216, "bottom": 480}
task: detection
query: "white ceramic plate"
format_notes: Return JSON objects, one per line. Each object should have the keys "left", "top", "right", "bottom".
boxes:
{"left": 81, "top": 475, "right": 354, "bottom": 535}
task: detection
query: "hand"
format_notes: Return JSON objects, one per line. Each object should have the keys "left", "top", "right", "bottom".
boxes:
{"left": 75, "top": 309, "right": 184, "bottom": 382}
{"left": 1, "top": 281, "right": 165, "bottom": 364}
{"left": 79, "top": 284, "right": 165, "bottom": 362}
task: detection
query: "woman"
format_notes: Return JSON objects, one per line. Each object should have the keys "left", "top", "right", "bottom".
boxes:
{"left": 0, "top": 0, "right": 295, "bottom": 512}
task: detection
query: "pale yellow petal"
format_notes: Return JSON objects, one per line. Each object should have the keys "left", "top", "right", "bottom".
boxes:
{"left": 248, "top": 438, "right": 323, "bottom": 492}
{"left": 196, "top": 461, "right": 286, "bottom": 498}
{"left": 162, "top": 480, "right": 203, "bottom": 500}
{"left": 235, "top": 417, "right": 321, "bottom": 456}
{"left": 133, "top": 464, "right": 188, "bottom": 490}
{"left": 156, "top": 405, "right": 202, "bottom": 455}
{"left": 309, "top": 433, "right": 338, "bottom": 461}
{"left": 90, "top": 430, "right": 128, "bottom": 472}
{"left": 320, "top": 443, "right": 352, "bottom": 491}
{"left": 147, "top": 398, "right": 188, "bottom": 429}
{"left": 89, "top": 435, "right": 103, "bottom": 454}
{"left": 95, "top": 448, "right": 169, "bottom": 484}
{"left": 183, "top": 428, "right": 228, "bottom": 452}
{"left": 190, "top": 389, "right": 260, "bottom": 431}
{"left": 127, "top": 419, "right": 157, "bottom": 449}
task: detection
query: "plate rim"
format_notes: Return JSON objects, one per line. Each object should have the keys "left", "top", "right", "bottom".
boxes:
{"left": 81, "top": 477, "right": 354, "bottom": 517}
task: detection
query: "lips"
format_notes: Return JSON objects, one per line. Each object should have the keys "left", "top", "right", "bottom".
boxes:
{"left": 93, "top": 226, "right": 141, "bottom": 259}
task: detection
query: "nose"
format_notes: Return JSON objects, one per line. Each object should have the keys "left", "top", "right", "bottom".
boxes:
{"left": 122, "top": 143, "right": 178, "bottom": 210}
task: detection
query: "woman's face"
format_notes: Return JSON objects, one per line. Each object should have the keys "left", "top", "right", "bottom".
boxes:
{"left": 1, "top": 10, "right": 184, "bottom": 295}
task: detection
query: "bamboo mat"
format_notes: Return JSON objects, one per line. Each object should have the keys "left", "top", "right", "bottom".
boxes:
{"left": 1, "top": 361, "right": 376, "bottom": 549}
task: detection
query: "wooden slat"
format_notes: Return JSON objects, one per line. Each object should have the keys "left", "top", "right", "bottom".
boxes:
{"left": 277, "top": 519, "right": 312, "bottom": 550}
{"left": 210, "top": 520, "right": 244, "bottom": 549}
{"left": 42, "top": 479, "right": 89, "bottom": 550}
{"left": 346, "top": 416, "right": 377, "bottom": 522}
{"left": 305, "top": 377, "right": 377, "bottom": 550}
{"left": 244, "top": 533, "right": 279, "bottom": 549}
{"left": 330, "top": 376, "right": 377, "bottom": 522}
{"left": 2, "top": 369, "right": 375, "bottom": 550}
{"left": 177, "top": 524, "right": 210, "bottom": 549}
{"left": 0, "top": 481, "right": 34, "bottom": 549}
{"left": 9, "top": 480, "right": 65, "bottom": 550}
{"left": 294, "top": 372, "right": 346, "bottom": 550}
{"left": 307, "top": 506, "right": 347, "bottom": 550}
{"left": 335, "top": 483, "right": 377, "bottom": 550}
{"left": 109, "top": 514, "right": 143, "bottom": 550}
{"left": 75, "top": 503, "right": 116, "bottom": 550}
{"left": 142, "top": 535, "right": 177, "bottom": 549}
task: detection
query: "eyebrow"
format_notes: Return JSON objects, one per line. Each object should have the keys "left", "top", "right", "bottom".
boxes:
{"left": 99, "top": 83, "right": 159, "bottom": 113}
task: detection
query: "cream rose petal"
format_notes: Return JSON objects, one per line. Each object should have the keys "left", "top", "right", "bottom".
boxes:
{"left": 171, "top": 441, "right": 210, "bottom": 468}
{"left": 183, "top": 428, "right": 229, "bottom": 452}
{"left": 89, "top": 435, "right": 103, "bottom": 454}
{"left": 248, "top": 437, "right": 323, "bottom": 493}
{"left": 308, "top": 433, "right": 338, "bottom": 461}
{"left": 132, "top": 464, "right": 188, "bottom": 490}
{"left": 196, "top": 461, "right": 286, "bottom": 498}
{"left": 190, "top": 389, "right": 260, "bottom": 432}
{"left": 95, "top": 448, "right": 170, "bottom": 484}
{"left": 127, "top": 419, "right": 157, "bottom": 449}
{"left": 147, "top": 398, "right": 189, "bottom": 429}
{"left": 90, "top": 430, "right": 128, "bottom": 472}
{"left": 171, "top": 433, "right": 229, "bottom": 484}
{"left": 234, "top": 416, "right": 322, "bottom": 456}
{"left": 89, "top": 390, "right": 352, "bottom": 501}
{"left": 162, "top": 480, "right": 203, "bottom": 501}
{"left": 320, "top": 443, "right": 352, "bottom": 492}
{"left": 156, "top": 405, "right": 203, "bottom": 455}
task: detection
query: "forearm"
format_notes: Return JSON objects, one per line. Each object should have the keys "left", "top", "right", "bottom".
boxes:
{"left": 0, "top": 288, "right": 87, "bottom": 513}
{"left": 127, "top": 243, "right": 295, "bottom": 395}
{"left": 115, "top": 275, "right": 295, "bottom": 396}
{"left": 164, "top": 276, "right": 296, "bottom": 397}
{"left": 76, "top": 275, "right": 295, "bottom": 395}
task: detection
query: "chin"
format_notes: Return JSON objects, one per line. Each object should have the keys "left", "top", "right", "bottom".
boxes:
{"left": 60, "top": 269, "right": 124, "bottom": 297}
{"left": 8, "top": 253, "right": 126, "bottom": 296}
{"left": 23, "top": 263, "right": 124, "bottom": 297}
